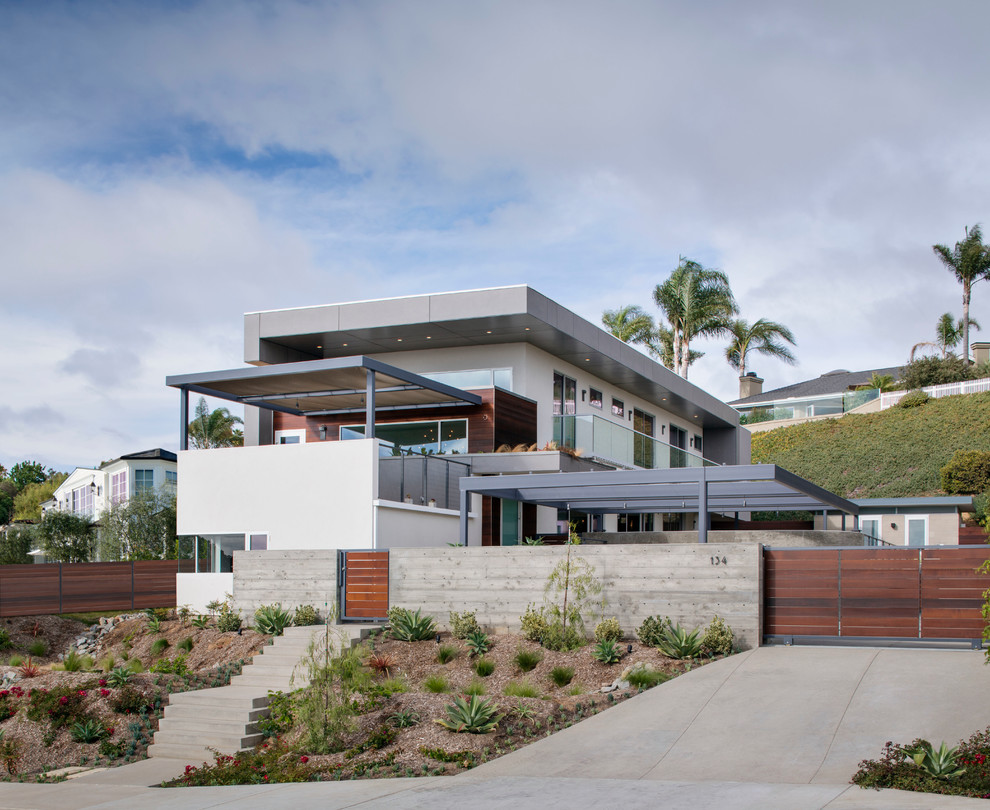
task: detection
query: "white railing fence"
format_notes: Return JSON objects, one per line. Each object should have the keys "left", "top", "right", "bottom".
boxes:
{"left": 879, "top": 377, "right": 990, "bottom": 409}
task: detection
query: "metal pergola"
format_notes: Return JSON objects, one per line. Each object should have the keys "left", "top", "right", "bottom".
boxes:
{"left": 457, "top": 464, "right": 859, "bottom": 544}
{"left": 166, "top": 356, "right": 482, "bottom": 450}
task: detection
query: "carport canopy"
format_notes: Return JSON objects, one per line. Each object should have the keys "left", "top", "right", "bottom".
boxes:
{"left": 166, "top": 356, "right": 482, "bottom": 449}
{"left": 457, "top": 464, "right": 859, "bottom": 544}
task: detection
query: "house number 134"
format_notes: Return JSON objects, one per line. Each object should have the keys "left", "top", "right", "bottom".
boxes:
{"left": 710, "top": 556, "right": 727, "bottom": 566}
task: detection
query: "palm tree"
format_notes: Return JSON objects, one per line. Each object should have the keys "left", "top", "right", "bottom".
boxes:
{"left": 932, "top": 225, "right": 990, "bottom": 363}
{"left": 187, "top": 397, "right": 244, "bottom": 449}
{"left": 653, "top": 258, "right": 738, "bottom": 378}
{"left": 910, "top": 312, "right": 981, "bottom": 361}
{"left": 601, "top": 305, "right": 655, "bottom": 345}
{"left": 724, "top": 318, "right": 797, "bottom": 378}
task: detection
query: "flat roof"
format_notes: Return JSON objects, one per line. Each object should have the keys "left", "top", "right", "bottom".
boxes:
{"left": 166, "top": 356, "right": 482, "bottom": 416}
{"left": 460, "top": 464, "right": 858, "bottom": 514}
{"left": 244, "top": 286, "right": 740, "bottom": 430}
{"left": 852, "top": 496, "right": 973, "bottom": 509}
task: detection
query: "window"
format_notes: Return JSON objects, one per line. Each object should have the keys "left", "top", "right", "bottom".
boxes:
{"left": 342, "top": 419, "right": 468, "bottom": 455}
{"left": 71, "top": 485, "right": 94, "bottom": 516}
{"left": 861, "top": 518, "right": 881, "bottom": 542}
{"left": 422, "top": 368, "right": 514, "bottom": 391}
{"left": 693, "top": 434, "right": 703, "bottom": 455}
{"left": 249, "top": 533, "right": 268, "bottom": 551}
{"left": 552, "top": 372, "right": 576, "bottom": 415}
{"left": 617, "top": 513, "right": 655, "bottom": 532}
{"left": 134, "top": 469, "right": 153, "bottom": 494}
{"left": 633, "top": 408, "right": 655, "bottom": 468}
{"left": 275, "top": 429, "right": 306, "bottom": 445}
{"left": 611, "top": 398, "right": 624, "bottom": 417}
{"left": 589, "top": 388, "right": 603, "bottom": 409}
{"left": 669, "top": 425, "right": 688, "bottom": 468}
{"left": 165, "top": 470, "right": 177, "bottom": 486}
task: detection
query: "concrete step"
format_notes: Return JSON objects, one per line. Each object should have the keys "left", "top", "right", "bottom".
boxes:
{"left": 227, "top": 676, "right": 296, "bottom": 690}
{"left": 163, "top": 704, "right": 269, "bottom": 724}
{"left": 166, "top": 688, "right": 270, "bottom": 708}
{"left": 147, "top": 742, "right": 215, "bottom": 763}
{"left": 157, "top": 716, "right": 263, "bottom": 735}
{"left": 152, "top": 730, "right": 263, "bottom": 751}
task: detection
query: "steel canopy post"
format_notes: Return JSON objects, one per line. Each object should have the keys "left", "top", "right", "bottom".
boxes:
{"left": 698, "top": 469, "right": 708, "bottom": 544}
{"left": 365, "top": 368, "right": 376, "bottom": 439}
{"left": 179, "top": 387, "right": 189, "bottom": 451}
{"left": 459, "top": 488, "right": 469, "bottom": 547}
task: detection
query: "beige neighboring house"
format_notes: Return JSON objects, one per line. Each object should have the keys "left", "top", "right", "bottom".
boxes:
{"left": 34, "top": 449, "right": 177, "bottom": 562}
{"left": 819, "top": 496, "right": 975, "bottom": 546}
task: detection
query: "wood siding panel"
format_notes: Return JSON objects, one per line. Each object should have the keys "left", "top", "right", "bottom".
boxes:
{"left": 0, "top": 561, "right": 177, "bottom": 617}
{"left": 343, "top": 551, "right": 389, "bottom": 619}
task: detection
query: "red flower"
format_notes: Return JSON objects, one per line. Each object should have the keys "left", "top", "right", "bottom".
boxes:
{"left": 105, "top": 727, "right": 115, "bottom": 736}
{"left": 299, "top": 756, "right": 309, "bottom": 763}
{"left": 77, "top": 690, "right": 87, "bottom": 697}
{"left": 99, "top": 689, "right": 110, "bottom": 697}
{"left": 98, "top": 679, "right": 107, "bottom": 687}
{"left": 58, "top": 696, "right": 69, "bottom": 705}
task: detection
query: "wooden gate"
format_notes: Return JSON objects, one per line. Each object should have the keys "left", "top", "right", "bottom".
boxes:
{"left": 337, "top": 550, "right": 389, "bottom": 622}
{"left": 764, "top": 546, "right": 990, "bottom": 645}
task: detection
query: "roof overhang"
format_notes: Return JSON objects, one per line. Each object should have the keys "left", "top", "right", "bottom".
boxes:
{"left": 166, "top": 356, "right": 482, "bottom": 417}
{"left": 245, "top": 286, "right": 740, "bottom": 430}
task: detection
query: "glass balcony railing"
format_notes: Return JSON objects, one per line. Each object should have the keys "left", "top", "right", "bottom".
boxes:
{"left": 377, "top": 441, "right": 472, "bottom": 509}
{"left": 735, "top": 388, "right": 880, "bottom": 425}
{"left": 552, "top": 414, "right": 713, "bottom": 469}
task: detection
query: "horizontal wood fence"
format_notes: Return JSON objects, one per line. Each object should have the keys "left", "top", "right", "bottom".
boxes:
{"left": 764, "top": 547, "right": 990, "bottom": 643}
{"left": 338, "top": 550, "right": 389, "bottom": 621}
{"left": 0, "top": 561, "right": 180, "bottom": 617}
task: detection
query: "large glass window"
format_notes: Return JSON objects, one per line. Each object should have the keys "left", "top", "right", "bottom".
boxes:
{"left": 906, "top": 517, "right": 928, "bottom": 547}
{"left": 134, "top": 469, "right": 153, "bottom": 494}
{"left": 193, "top": 534, "right": 246, "bottom": 573}
{"left": 71, "top": 485, "right": 94, "bottom": 516}
{"left": 633, "top": 408, "right": 655, "bottom": 469}
{"left": 342, "top": 419, "right": 468, "bottom": 455}
{"left": 111, "top": 471, "right": 127, "bottom": 503}
{"left": 552, "top": 372, "right": 576, "bottom": 416}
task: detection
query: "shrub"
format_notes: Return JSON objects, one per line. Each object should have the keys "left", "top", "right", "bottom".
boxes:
{"left": 254, "top": 603, "right": 293, "bottom": 636}
{"left": 449, "top": 610, "right": 481, "bottom": 639}
{"left": 474, "top": 657, "right": 495, "bottom": 677}
{"left": 550, "top": 665, "right": 574, "bottom": 687}
{"left": 657, "top": 625, "right": 704, "bottom": 659}
{"left": 164, "top": 739, "right": 315, "bottom": 786}
{"left": 293, "top": 605, "right": 320, "bottom": 627}
{"left": 177, "top": 636, "right": 194, "bottom": 653}
{"left": 540, "top": 621, "right": 585, "bottom": 652}
{"left": 110, "top": 686, "right": 155, "bottom": 714}
{"left": 435, "top": 695, "right": 503, "bottom": 734}
{"left": 514, "top": 647, "right": 543, "bottom": 672}
{"left": 389, "top": 608, "right": 437, "bottom": 642}
{"left": 592, "top": 639, "right": 621, "bottom": 664}
{"left": 623, "top": 661, "right": 667, "bottom": 689}
{"left": 0, "top": 630, "right": 11, "bottom": 652}
{"left": 637, "top": 615, "right": 673, "bottom": 648}
{"left": 191, "top": 615, "right": 210, "bottom": 629}
{"left": 900, "top": 356, "right": 972, "bottom": 389}
{"left": 7, "top": 655, "right": 22, "bottom": 668}
{"left": 424, "top": 673, "right": 449, "bottom": 693}
{"left": 216, "top": 597, "right": 242, "bottom": 634}
{"left": 27, "top": 640, "right": 47, "bottom": 657}
{"left": 465, "top": 631, "right": 491, "bottom": 656}
{"left": 150, "top": 638, "right": 170, "bottom": 657}
{"left": 107, "top": 666, "right": 133, "bottom": 687}
{"left": 97, "top": 655, "right": 115, "bottom": 673}
{"left": 701, "top": 616, "right": 734, "bottom": 657}
{"left": 896, "top": 389, "right": 931, "bottom": 409}
{"left": 0, "top": 731, "right": 21, "bottom": 775}
{"left": 519, "top": 604, "right": 549, "bottom": 644}
{"left": 61, "top": 650, "right": 86, "bottom": 672}
{"left": 503, "top": 680, "right": 539, "bottom": 698}
{"left": 150, "top": 654, "right": 190, "bottom": 675}
{"left": 365, "top": 651, "right": 396, "bottom": 678}
{"left": 0, "top": 690, "right": 18, "bottom": 722}
{"left": 436, "top": 644, "right": 459, "bottom": 665}
{"left": 463, "top": 679, "right": 486, "bottom": 696}
{"left": 146, "top": 616, "right": 162, "bottom": 634}
{"left": 940, "top": 450, "right": 990, "bottom": 494}
{"left": 28, "top": 686, "right": 91, "bottom": 729}
{"left": 377, "top": 677, "right": 409, "bottom": 694}
{"left": 594, "top": 617, "right": 623, "bottom": 643}
{"left": 388, "top": 709, "right": 420, "bottom": 728}
{"left": 125, "top": 658, "right": 144, "bottom": 673}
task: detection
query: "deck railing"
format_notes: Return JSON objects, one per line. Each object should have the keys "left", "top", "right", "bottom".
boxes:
{"left": 879, "top": 376, "right": 990, "bottom": 409}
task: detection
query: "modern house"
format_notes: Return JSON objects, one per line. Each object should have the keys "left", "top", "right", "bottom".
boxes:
{"left": 820, "top": 496, "right": 980, "bottom": 547}
{"left": 167, "top": 286, "right": 866, "bottom": 610}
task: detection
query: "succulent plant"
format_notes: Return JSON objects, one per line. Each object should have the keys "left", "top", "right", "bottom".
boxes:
{"left": 435, "top": 695, "right": 503, "bottom": 734}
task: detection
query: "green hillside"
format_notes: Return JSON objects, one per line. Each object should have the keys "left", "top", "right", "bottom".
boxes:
{"left": 749, "top": 392, "right": 990, "bottom": 498}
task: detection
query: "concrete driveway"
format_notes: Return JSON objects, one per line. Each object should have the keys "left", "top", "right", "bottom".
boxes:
{"left": 0, "top": 645, "right": 986, "bottom": 809}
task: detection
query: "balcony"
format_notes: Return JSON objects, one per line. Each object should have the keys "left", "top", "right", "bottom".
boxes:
{"left": 552, "top": 414, "right": 713, "bottom": 470}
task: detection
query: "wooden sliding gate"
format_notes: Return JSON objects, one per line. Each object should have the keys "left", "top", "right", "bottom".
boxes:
{"left": 337, "top": 550, "right": 389, "bottom": 622}
{"left": 764, "top": 547, "right": 990, "bottom": 645}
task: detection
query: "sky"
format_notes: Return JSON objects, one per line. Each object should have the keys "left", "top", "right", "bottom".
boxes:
{"left": 3, "top": 0, "right": 990, "bottom": 472}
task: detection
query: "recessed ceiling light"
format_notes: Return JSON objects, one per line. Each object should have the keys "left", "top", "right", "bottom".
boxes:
{"left": 585, "top": 358, "right": 591, "bottom": 362}
{"left": 397, "top": 338, "right": 403, "bottom": 342}
{"left": 343, "top": 343, "right": 349, "bottom": 347}
{"left": 316, "top": 345, "right": 322, "bottom": 349}
{"left": 426, "top": 336, "right": 432, "bottom": 340}
{"left": 662, "top": 397, "right": 667, "bottom": 401}
{"left": 486, "top": 330, "right": 492, "bottom": 334}
{"left": 524, "top": 327, "right": 530, "bottom": 331}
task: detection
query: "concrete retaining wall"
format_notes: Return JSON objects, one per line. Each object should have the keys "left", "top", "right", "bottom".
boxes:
{"left": 582, "top": 530, "right": 864, "bottom": 547}
{"left": 232, "top": 549, "right": 338, "bottom": 619}
{"left": 389, "top": 543, "right": 761, "bottom": 649}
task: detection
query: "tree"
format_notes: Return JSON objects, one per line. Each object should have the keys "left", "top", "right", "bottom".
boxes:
{"left": 652, "top": 258, "right": 738, "bottom": 378}
{"left": 12, "top": 474, "right": 67, "bottom": 522}
{"left": 187, "top": 397, "right": 244, "bottom": 449}
{"left": 98, "top": 487, "right": 177, "bottom": 561}
{"left": 863, "top": 373, "right": 896, "bottom": 392}
{"left": 911, "top": 313, "right": 981, "bottom": 361}
{"left": 38, "top": 511, "right": 94, "bottom": 563}
{"left": 724, "top": 318, "right": 797, "bottom": 378}
{"left": 0, "top": 525, "right": 34, "bottom": 564}
{"left": 8, "top": 461, "right": 46, "bottom": 491}
{"left": 932, "top": 225, "right": 990, "bottom": 363}
{"left": 601, "top": 305, "right": 656, "bottom": 345}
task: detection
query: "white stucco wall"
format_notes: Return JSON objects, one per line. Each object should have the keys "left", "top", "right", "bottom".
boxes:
{"left": 177, "top": 439, "right": 378, "bottom": 550}
{"left": 176, "top": 572, "right": 233, "bottom": 613}
{"left": 374, "top": 500, "right": 478, "bottom": 548}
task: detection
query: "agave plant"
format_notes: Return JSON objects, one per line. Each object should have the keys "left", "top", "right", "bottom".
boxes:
{"left": 389, "top": 608, "right": 437, "bottom": 642}
{"left": 254, "top": 603, "right": 293, "bottom": 636}
{"left": 191, "top": 615, "right": 211, "bottom": 629}
{"left": 435, "top": 695, "right": 503, "bottom": 734}
{"left": 107, "top": 666, "right": 134, "bottom": 687}
{"left": 465, "top": 631, "right": 491, "bottom": 656}
{"left": 907, "top": 741, "right": 966, "bottom": 780}
{"left": 591, "top": 639, "right": 621, "bottom": 665}
{"left": 146, "top": 615, "right": 162, "bottom": 634}
{"left": 657, "top": 624, "right": 704, "bottom": 659}
{"left": 70, "top": 719, "right": 107, "bottom": 744}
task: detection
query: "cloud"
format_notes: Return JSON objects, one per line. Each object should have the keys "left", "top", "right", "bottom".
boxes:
{"left": 58, "top": 348, "right": 140, "bottom": 388}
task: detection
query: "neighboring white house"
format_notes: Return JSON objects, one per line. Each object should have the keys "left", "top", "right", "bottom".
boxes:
{"left": 35, "top": 449, "right": 178, "bottom": 561}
